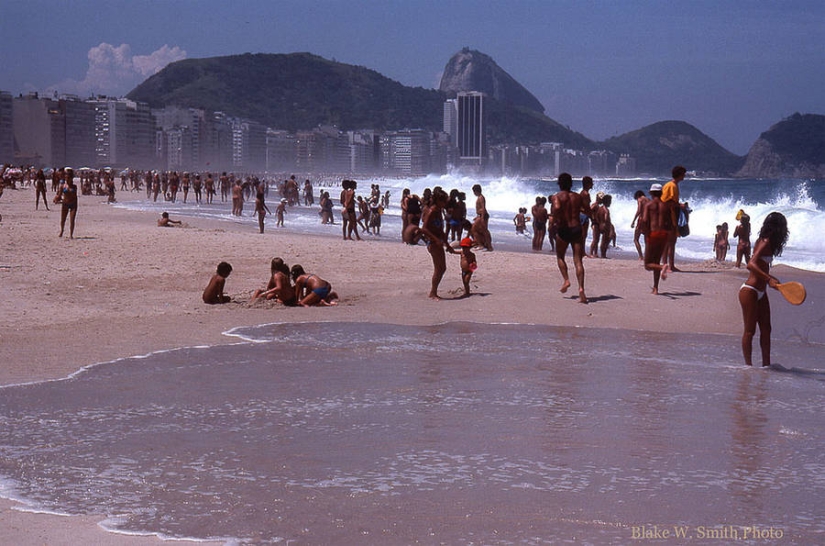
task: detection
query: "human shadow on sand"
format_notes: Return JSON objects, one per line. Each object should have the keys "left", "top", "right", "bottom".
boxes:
{"left": 657, "top": 290, "right": 702, "bottom": 300}
{"left": 576, "top": 294, "right": 622, "bottom": 304}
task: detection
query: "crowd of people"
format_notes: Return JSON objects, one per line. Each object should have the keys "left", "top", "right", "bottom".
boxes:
{"left": 3, "top": 162, "right": 794, "bottom": 368}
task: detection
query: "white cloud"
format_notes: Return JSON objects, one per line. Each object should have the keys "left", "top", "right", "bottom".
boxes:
{"left": 132, "top": 45, "right": 187, "bottom": 78}
{"left": 48, "top": 43, "right": 187, "bottom": 97}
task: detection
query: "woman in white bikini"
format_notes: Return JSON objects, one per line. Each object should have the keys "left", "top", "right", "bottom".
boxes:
{"left": 738, "top": 212, "right": 789, "bottom": 367}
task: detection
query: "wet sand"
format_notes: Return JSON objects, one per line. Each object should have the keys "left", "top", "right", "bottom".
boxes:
{"left": 1, "top": 186, "right": 823, "bottom": 544}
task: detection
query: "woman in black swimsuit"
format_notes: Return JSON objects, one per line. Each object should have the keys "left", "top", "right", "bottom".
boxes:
{"left": 58, "top": 168, "right": 78, "bottom": 238}
{"left": 420, "top": 187, "right": 456, "bottom": 300}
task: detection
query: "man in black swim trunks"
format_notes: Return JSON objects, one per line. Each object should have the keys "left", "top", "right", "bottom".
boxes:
{"left": 551, "top": 172, "right": 587, "bottom": 303}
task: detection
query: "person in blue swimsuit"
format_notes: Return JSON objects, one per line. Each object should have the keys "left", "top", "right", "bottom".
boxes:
{"left": 290, "top": 265, "right": 338, "bottom": 306}
{"left": 738, "top": 212, "right": 789, "bottom": 367}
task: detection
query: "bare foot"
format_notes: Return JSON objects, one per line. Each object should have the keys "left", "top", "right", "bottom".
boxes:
{"left": 661, "top": 264, "right": 670, "bottom": 281}
{"left": 428, "top": 293, "right": 441, "bottom": 301}
{"left": 560, "top": 280, "right": 571, "bottom": 293}
{"left": 578, "top": 289, "right": 588, "bottom": 304}
{"left": 651, "top": 287, "right": 659, "bottom": 295}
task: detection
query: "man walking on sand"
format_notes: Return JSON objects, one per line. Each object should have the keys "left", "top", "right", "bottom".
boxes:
{"left": 551, "top": 172, "right": 587, "bottom": 303}
{"left": 642, "top": 183, "right": 676, "bottom": 295}
{"left": 662, "top": 165, "right": 686, "bottom": 271}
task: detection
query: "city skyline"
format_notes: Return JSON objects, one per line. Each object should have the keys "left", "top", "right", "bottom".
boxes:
{"left": 1, "top": 0, "right": 823, "bottom": 155}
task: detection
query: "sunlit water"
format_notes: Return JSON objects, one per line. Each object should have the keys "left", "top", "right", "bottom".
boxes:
{"left": 1, "top": 322, "right": 824, "bottom": 545}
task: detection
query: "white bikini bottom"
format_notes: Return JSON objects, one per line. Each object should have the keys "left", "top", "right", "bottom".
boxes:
{"left": 740, "top": 283, "right": 766, "bottom": 300}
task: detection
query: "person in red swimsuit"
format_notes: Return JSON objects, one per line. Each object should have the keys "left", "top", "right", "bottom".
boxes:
{"left": 641, "top": 183, "right": 677, "bottom": 295}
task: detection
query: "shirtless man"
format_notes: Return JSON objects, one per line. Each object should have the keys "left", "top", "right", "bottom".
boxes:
{"left": 630, "top": 190, "right": 649, "bottom": 260}
{"left": 641, "top": 183, "right": 675, "bottom": 294}
{"left": 550, "top": 172, "right": 587, "bottom": 303}
{"left": 662, "top": 165, "right": 687, "bottom": 271}
{"left": 579, "top": 176, "right": 594, "bottom": 249}
{"left": 472, "top": 184, "right": 493, "bottom": 251}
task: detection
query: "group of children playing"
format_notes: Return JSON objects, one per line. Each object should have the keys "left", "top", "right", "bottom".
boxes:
{"left": 202, "top": 257, "right": 339, "bottom": 307}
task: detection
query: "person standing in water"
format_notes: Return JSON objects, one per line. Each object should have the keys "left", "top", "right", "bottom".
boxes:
{"left": 738, "top": 212, "right": 789, "bottom": 367}
{"left": 734, "top": 211, "right": 751, "bottom": 268}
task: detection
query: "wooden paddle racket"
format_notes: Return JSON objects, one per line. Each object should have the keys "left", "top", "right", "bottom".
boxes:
{"left": 777, "top": 281, "right": 806, "bottom": 305}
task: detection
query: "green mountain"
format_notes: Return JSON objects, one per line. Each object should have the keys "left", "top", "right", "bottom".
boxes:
{"left": 602, "top": 120, "right": 744, "bottom": 176}
{"left": 736, "top": 113, "right": 825, "bottom": 179}
{"left": 127, "top": 52, "right": 444, "bottom": 132}
{"left": 126, "top": 52, "right": 593, "bottom": 148}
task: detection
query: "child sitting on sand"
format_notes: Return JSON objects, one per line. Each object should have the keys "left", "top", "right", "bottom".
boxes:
{"left": 202, "top": 262, "right": 232, "bottom": 304}
{"left": 157, "top": 212, "right": 182, "bottom": 227}
{"left": 459, "top": 237, "right": 477, "bottom": 297}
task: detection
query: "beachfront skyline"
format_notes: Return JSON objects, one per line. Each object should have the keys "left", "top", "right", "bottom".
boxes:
{"left": 2, "top": 0, "right": 823, "bottom": 155}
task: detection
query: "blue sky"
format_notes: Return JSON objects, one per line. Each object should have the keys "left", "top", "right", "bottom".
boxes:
{"left": 2, "top": 0, "right": 822, "bottom": 155}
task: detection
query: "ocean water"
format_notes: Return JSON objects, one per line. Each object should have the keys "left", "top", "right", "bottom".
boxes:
{"left": 1, "top": 322, "right": 824, "bottom": 545}
{"left": 116, "top": 175, "right": 825, "bottom": 272}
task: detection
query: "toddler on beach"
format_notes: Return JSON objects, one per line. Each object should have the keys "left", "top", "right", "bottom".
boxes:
{"left": 203, "top": 262, "right": 233, "bottom": 304}
{"left": 459, "top": 237, "right": 477, "bottom": 297}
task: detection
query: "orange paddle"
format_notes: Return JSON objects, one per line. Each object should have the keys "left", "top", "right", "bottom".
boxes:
{"left": 776, "top": 281, "right": 806, "bottom": 305}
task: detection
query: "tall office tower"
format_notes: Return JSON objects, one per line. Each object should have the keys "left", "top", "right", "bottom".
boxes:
{"left": 12, "top": 93, "right": 65, "bottom": 167}
{"left": 443, "top": 98, "right": 458, "bottom": 148}
{"left": 457, "top": 92, "right": 486, "bottom": 167}
{"left": 91, "top": 98, "right": 155, "bottom": 168}
{"left": 0, "top": 91, "right": 13, "bottom": 164}
{"left": 62, "top": 97, "right": 96, "bottom": 167}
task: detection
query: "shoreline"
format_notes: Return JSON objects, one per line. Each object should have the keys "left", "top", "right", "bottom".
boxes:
{"left": 1, "top": 185, "right": 822, "bottom": 545}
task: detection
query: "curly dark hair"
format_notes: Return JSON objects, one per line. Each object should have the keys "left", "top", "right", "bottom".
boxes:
{"left": 758, "top": 212, "right": 789, "bottom": 257}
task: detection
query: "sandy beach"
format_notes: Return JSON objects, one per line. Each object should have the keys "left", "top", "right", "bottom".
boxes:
{"left": 1, "top": 184, "right": 821, "bottom": 544}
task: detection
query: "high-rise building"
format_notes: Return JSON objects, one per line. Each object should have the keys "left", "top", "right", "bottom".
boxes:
{"left": 62, "top": 97, "right": 96, "bottom": 167}
{"left": 12, "top": 93, "right": 65, "bottom": 167}
{"left": 90, "top": 98, "right": 155, "bottom": 168}
{"left": 0, "top": 91, "right": 13, "bottom": 164}
{"left": 380, "top": 129, "right": 434, "bottom": 175}
{"left": 266, "top": 129, "right": 296, "bottom": 173}
{"left": 457, "top": 92, "right": 486, "bottom": 168}
{"left": 443, "top": 99, "right": 458, "bottom": 148}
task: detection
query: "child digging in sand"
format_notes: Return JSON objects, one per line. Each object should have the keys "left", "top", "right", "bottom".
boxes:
{"left": 459, "top": 237, "right": 477, "bottom": 297}
{"left": 202, "top": 262, "right": 233, "bottom": 304}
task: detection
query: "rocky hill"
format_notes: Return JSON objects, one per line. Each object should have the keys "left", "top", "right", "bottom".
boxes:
{"left": 735, "top": 113, "right": 825, "bottom": 179}
{"left": 439, "top": 48, "right": 545, "bottom": 114}
{"left": 603, "top": 120, "right": 744, "bottom": 176}
{"left": 126, "top": 52, "right": 592, "bottom": 150}
{"left": 127, "top": 52, "right": 445, "bottom": 132}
